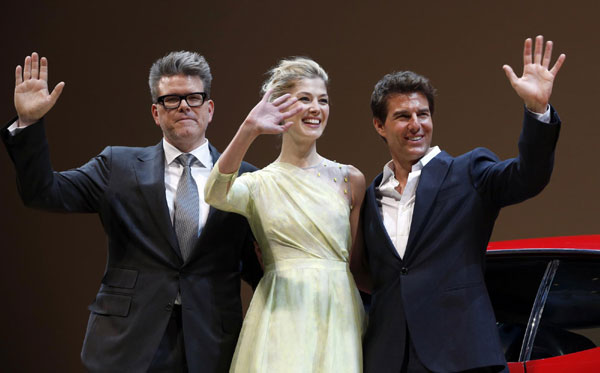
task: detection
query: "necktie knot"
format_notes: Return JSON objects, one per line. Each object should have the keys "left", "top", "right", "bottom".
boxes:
{"left": 177, "top": 153, "right": 197, "bottom": 168}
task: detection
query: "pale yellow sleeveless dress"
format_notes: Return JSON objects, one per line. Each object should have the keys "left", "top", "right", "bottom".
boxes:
{"left": 205, "top": 158, "right": 365, "bottom": 373}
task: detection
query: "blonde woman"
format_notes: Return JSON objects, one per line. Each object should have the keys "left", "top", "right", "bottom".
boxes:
{"left": 205, "top": 58, "right": 365, "bottom": 372}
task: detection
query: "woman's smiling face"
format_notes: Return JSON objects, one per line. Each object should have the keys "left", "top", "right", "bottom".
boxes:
{"left": 284, "top": 78, "right": 330, "bottom": 142}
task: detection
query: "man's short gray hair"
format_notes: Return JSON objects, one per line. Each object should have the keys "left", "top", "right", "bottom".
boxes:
{"left": 148, "top": 51, "right": 212, "bottom": 102}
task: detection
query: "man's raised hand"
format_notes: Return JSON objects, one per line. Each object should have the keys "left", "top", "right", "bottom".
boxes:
{"left": 503, "top": 35, "right": 566, "bottom": 113}
{"left": 15, "top": 52, "right": 65, "bottom": 127}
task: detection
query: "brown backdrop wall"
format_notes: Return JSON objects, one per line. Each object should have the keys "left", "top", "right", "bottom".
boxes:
{"left": 1, "top": 0, "right": 598, "bottom": 371}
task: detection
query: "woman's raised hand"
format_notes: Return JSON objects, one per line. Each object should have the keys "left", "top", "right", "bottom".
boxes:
{"left": 242, "top": 89, "right": 302, "bottom": 137}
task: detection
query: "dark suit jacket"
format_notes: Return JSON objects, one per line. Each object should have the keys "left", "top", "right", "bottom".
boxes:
{"left": 2, "top": 118, "right": 263, "bottom": 373}
{"left": 362, "top": 108, "right": 561, "bottom": 373}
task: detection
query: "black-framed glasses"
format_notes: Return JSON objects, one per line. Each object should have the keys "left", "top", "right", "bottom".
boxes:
{"left": 156, "top": 92, "right": 207, "bottom": 109}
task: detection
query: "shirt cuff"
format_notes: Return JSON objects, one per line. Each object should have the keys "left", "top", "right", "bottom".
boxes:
{"left": 7, "top": 121, "right": 25, "bottom": 135}
{"left": 527, "top": 105, "right": 551, "bottom": 124}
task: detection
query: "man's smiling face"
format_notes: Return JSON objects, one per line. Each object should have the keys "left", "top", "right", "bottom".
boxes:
{"left": 374, "top": 91, "right": 433, "bottom": 166}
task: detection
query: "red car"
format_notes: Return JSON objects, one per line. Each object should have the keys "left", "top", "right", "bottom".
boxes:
{"left": 486, "top": 235, "right": 600, "bottom": 372}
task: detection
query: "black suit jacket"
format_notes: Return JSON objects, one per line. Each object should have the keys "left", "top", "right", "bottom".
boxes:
{"left": 362, "top": 108, "right": 561, "bottom": 372}
{"left": 2, "top": 119, "right": 262, "bottom": 372}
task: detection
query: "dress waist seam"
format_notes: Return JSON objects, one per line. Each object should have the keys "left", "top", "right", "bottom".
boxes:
{"left": 264, "top": 258, "right": 348, "bottom": 273}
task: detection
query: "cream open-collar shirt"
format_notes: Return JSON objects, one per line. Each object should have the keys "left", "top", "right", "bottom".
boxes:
{"left": 376, "top": 146, "right": 441, "bottom": 259}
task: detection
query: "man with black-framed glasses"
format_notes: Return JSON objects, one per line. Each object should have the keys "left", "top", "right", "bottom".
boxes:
{"left": 2, "top": 50, "right": 262, "bottom": 372}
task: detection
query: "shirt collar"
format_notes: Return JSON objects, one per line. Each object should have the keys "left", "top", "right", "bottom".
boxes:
{"left": 379, "top": 146, "right": 441, "bottom": 188}
{"left": 420, "top": 146, "right": 441, "bottom": 168}
{"left": 162, "top": 138, "right": 213, "bottom": 169}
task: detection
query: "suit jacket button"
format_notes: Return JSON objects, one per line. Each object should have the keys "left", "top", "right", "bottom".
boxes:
{"left": 166, "top": 303, "right": 173, "bottom": 311}
{"left": 401, "top": 267, "right": 409, "bottom": 275}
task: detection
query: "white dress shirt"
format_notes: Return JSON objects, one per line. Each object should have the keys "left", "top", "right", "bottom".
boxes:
{"left": 162, "top": 138, "right": 213, "bottom": 233}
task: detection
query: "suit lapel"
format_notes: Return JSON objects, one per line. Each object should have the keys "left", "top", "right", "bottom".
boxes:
{"left": 134, "top": 142, "right": 183, "bottom": 261}
{"left": 404, "top": 152, "right": 452, "bottom": 261}
{"left": 367, "top": 173, "right": 403, "bottom": 262}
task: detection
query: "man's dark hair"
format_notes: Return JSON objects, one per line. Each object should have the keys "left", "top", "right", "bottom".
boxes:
{"left": 371, "top": 71, "right": 436, "bottom": 123}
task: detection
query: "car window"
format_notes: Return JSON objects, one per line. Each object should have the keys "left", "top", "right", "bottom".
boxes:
{"left": 485, "top": 257, "right": 550, "bottom": 361}
{"left": 530, "top": 259, "right": 600, "bottom": 359}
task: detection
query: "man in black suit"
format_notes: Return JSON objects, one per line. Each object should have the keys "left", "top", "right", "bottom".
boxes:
{"left": 351, "top": 36, "right": 565, "bottom": 372}
{"left": 2, "top": 51, "right": 264, "bottom": 372}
